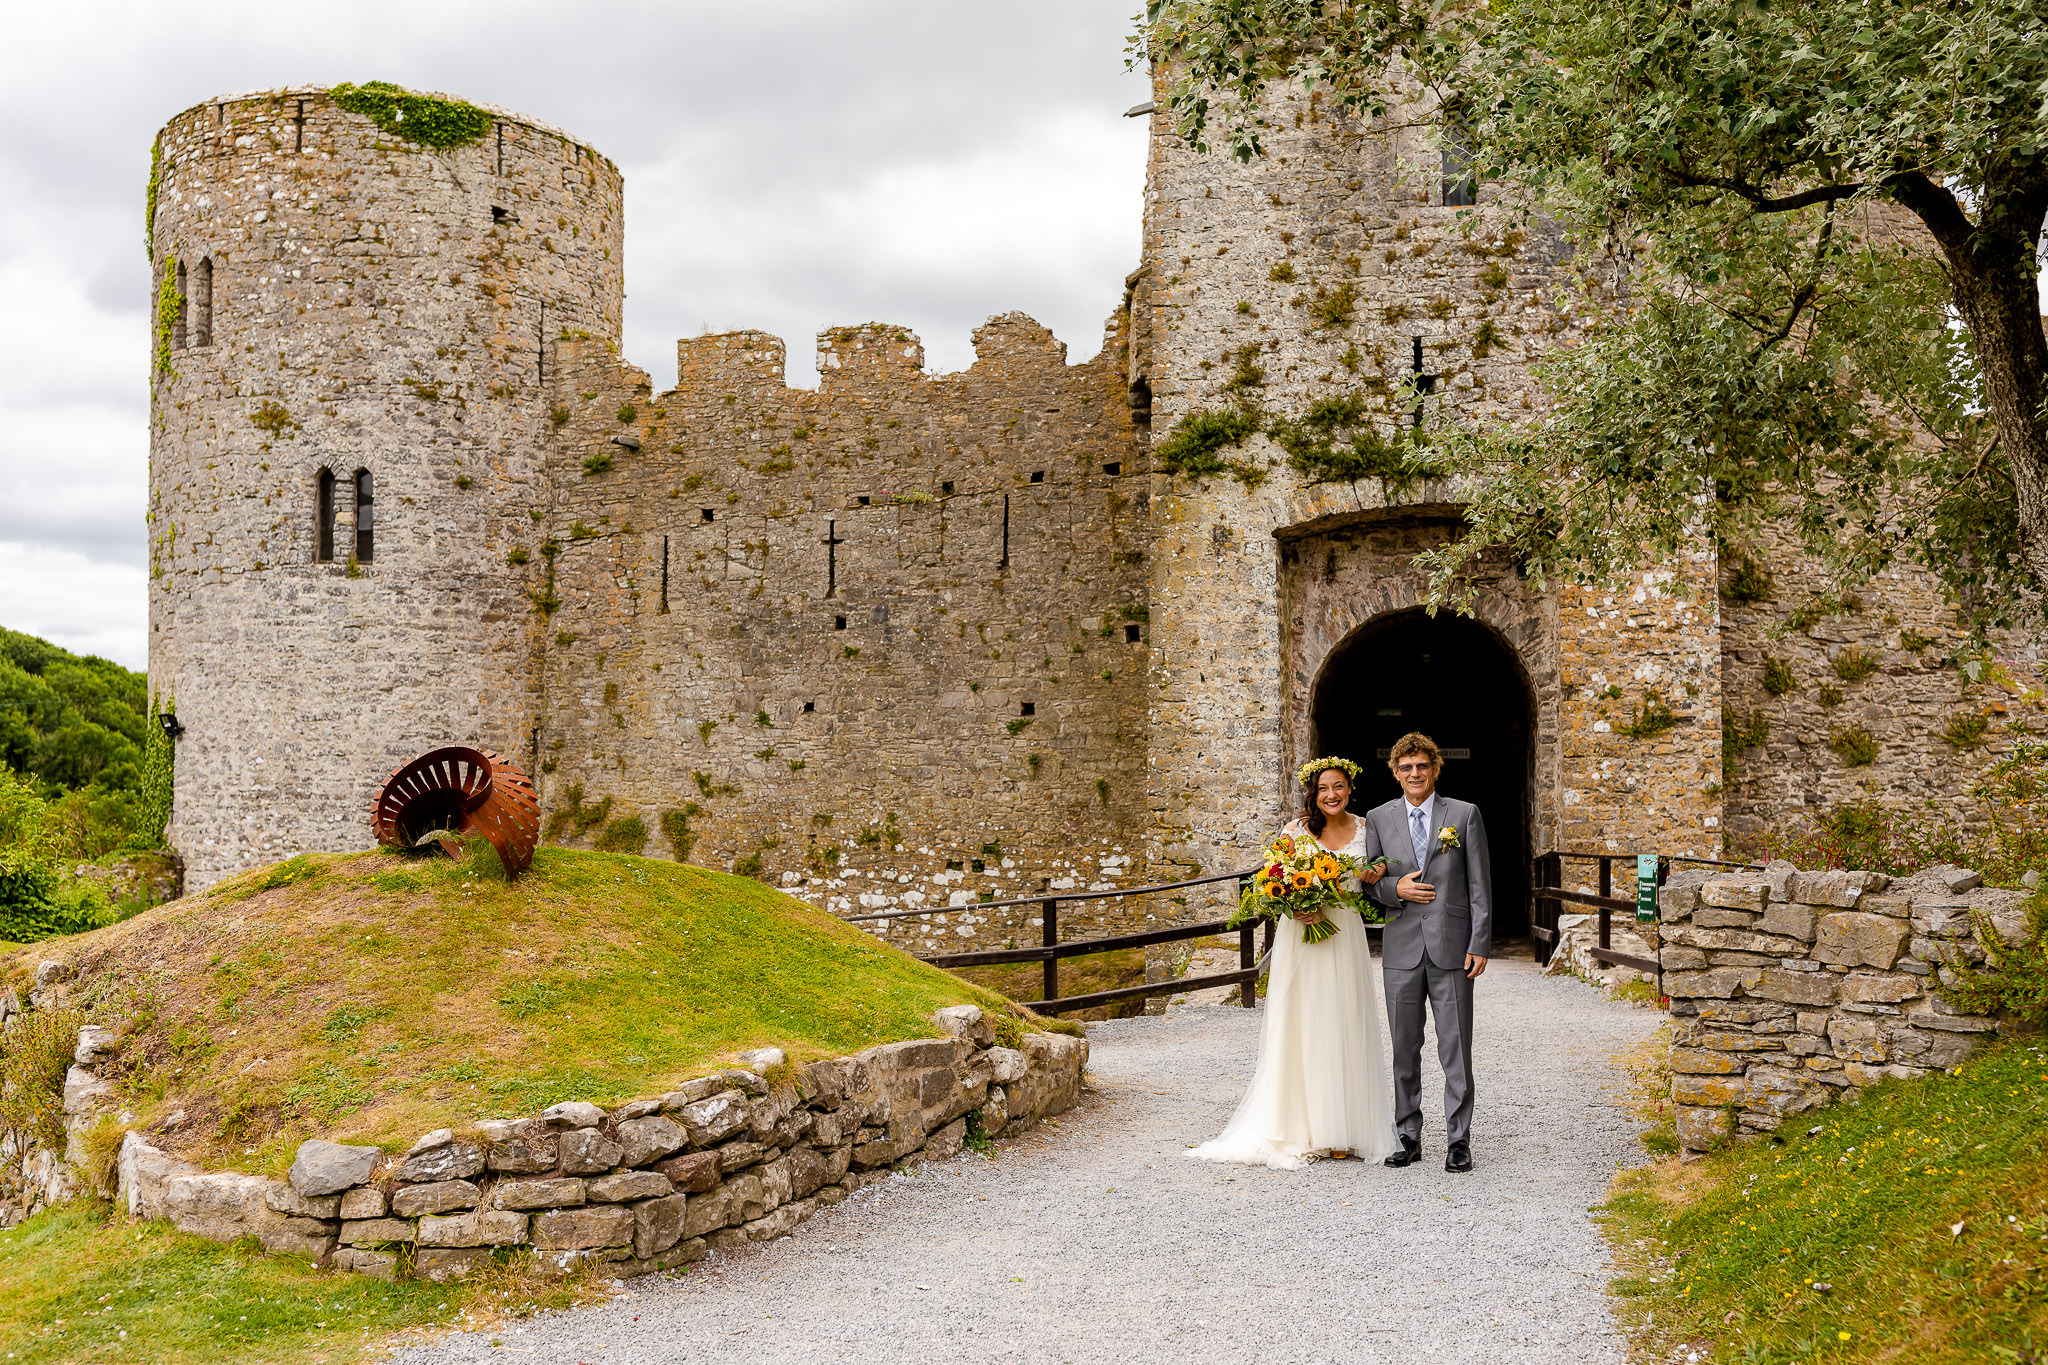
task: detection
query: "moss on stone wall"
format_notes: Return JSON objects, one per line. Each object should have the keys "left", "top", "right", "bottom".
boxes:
{"left": 330, "top": 82, "right": 492, "bottom": 149}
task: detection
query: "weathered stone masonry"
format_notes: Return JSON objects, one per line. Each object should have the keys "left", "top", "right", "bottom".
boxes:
{"left": 1658, "top": 862, "right": 2021, "bottom": 1155}
{"left": 150, "top": 76, "right": 2043, "bottom": 944}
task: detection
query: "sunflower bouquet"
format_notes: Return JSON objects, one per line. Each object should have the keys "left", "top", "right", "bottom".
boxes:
{"left": 1229, "top": 833, "right": 1388, "bottom": 944}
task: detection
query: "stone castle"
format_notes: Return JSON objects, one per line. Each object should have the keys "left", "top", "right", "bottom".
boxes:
{"left": 146, "top": 75, "right": 2033, "bottom": 948}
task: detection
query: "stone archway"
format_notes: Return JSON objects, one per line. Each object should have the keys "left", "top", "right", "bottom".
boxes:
{"left": 1277, "top": 510, "right": 1560, "bottom": 949}
{"left": 1309, "top": 609, "right": 1536, "bottom": 941}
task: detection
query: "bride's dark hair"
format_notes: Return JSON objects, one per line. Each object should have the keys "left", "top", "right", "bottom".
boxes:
{"left": 1300, "top": 767, "right": 1354, "bottom": 836}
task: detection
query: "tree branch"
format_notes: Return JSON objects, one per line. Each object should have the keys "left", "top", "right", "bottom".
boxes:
{"left": 1665, "top": 168, "right": 1868, "bottom": 214}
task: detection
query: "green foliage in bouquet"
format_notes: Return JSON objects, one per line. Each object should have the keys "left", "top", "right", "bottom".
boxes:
{"left": 1229, "top": 833, "right": 1387, "bottom": 944}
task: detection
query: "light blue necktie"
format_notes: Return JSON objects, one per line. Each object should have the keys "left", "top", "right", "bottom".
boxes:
{"left": 1409, "top": 806, "right": 1428, "bottom": 870}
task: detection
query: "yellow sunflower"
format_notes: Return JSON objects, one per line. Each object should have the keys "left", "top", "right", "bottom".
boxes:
{"left": 1290, "top": 871, "right": 1313, "bottom": 890}
{"left": 1313, "top": 855, "right": 1340, "bottom": 879}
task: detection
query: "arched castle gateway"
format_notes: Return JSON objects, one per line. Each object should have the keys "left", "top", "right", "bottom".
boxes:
{"left": 150, "top": 80, "right": 2027, "bottom": 948}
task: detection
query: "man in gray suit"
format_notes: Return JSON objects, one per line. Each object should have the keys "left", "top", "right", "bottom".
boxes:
{"left": 1360, "top": 731, "right": 1491, "bottom": 1172}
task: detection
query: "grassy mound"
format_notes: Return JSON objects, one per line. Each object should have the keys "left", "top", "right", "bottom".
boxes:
{"left": 1603, "top": 1036, "right": 2048, "bottom": 1363}
{"left": 3, "top": 844, "right": 1027, "bottom": 1173}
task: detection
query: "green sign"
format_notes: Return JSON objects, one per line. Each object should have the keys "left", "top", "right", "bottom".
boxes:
{"left": 1636, "top": 854, "right": 1660, "bottom": 923}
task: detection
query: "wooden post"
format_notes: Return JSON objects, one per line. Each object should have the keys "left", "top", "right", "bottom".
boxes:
{"left": 1237, "top": 874, "right": 1256, "bottom": 1008}
{"left": 1598, "top": 856, "right": 1613, "bottom": 953}
{"left": 1041, "top": 899, "right": 1058, "bottom": 1005}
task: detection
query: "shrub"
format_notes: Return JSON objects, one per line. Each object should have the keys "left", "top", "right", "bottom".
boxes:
{"left": 1619, "top": 691, "right": 1680, "bottom": 739}
{"left": 0, "top": 769, "right": 116, "bottom": 941}
{"left": 592, "top": 815, "right": 648, "bottom": 855}
{"left": 1267, "top": 259, "right": 1295, "bottom": 282}
{"left": 0, "top": 1006, "right": 81, "bottom": 1159}
{"left": 1761, "top": 656, "right": 1799, "bottom": 696}
{"left": 1266, "top": 394, "right": 1432, "bottom": 491}
{"left": 659, "top": 804, "right": 703, "bottom": 862}
{"left": 1942, "top": 711, "right": 1991, "bottom": 749}
{"left": 1832, "top": 647, "right": 1881, "bottom": 682}
{"left": 1155, "top": 407, "right": 1261, "bottom": 480}
{"left": 1828, "top": 724, "right": 1879, "bottom": 766}
{"left": 1720, "top": 709, "right": 1770, "bottom": 782}
{"left": 1938, "top": 893, "right": 2048, "bottom": 1028}
{"left": 1723, "top": 555, "right": 1775, "bottom": 603}
{"left": 1817, "top": 683, "right": 1844, "bottom": 707}
{"left": 1308, "top": 282, "right": 1357, "bottom": 328}
{"left": 581, "top": 452, "right": 614, "bottom": 476}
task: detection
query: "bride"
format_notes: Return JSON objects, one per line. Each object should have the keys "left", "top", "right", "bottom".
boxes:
{"left": 1190, "top": 757, "right": 1395, "bottom": 1168}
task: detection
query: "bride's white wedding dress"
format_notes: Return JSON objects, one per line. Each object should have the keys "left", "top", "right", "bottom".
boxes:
{"left": 1189, "top": 817, "right": 1395, "bottom": 1169}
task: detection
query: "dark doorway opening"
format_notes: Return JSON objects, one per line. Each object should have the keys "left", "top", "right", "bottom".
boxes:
{"left": 1309, "top": 609, "right": 1533, "bottom": 944}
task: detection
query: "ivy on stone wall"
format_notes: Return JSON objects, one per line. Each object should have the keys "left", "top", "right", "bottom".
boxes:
{"left": 153, "top": 265, "right": 181, "bottom": 379}
{"left": 330, "top": 82, "right": 492, "bottom": 149}
{"left": 144, "top": 136, "right": 162, "bottom": 262}
{"left": 137, "top": 694, "right": 175, "bottom": 848}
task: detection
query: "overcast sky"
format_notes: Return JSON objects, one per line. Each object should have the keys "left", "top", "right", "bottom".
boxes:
{"left": 0, "top": 1, "right": 1150, "bottom": 672}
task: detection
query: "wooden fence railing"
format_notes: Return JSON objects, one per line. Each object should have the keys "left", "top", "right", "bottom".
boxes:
{"left": 1531, "top": 850, "right": 1762, "bottom": 981}
{"left": 842, "top": 868, "right": 1273, "bottom": 1015}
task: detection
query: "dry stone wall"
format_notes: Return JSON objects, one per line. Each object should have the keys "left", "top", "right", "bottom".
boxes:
{"left": 93, "top": 1005, "right": 1085, "bottom": 1280}
{"left": 1659, "top": 862, "right": 2021, "bottom": 1154}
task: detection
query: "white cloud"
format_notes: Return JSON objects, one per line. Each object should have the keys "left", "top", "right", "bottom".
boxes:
{"left": 0, "top": 544, "right": 148, "bottom": 670}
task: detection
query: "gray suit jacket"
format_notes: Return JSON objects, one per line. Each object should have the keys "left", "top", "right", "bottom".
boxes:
{"left": 1360, "top": 795, "right": 1493, "bottom": 971}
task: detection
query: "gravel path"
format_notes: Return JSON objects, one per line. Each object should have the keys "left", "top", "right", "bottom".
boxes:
{"left": 396, "top": 958, "right": 1660, "bottom": 1365}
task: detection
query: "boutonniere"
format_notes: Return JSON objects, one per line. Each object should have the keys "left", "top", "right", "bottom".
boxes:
{"left": 1437, "top": 824, "right": 1461, "bottom": 850}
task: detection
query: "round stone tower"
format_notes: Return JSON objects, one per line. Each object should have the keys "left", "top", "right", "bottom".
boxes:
{"left": 147, "top": 85, "right": 623, "bottom": 888}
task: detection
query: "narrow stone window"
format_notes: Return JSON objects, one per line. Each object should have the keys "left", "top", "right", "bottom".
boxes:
{"left": 1129, "top": 377, "right": 1152, "bottom": 425}
{"left": 834, "top": 616, "right": 848, "bottom": 630}
{"left": 495, "top": 123, "right": 505, "bottom": 175}
{"left": 659, "top": 535, "right": 670, "bottom": 614}
{"left": 1000, "top": 494, "right": 1010, "bottom": 570}
{"left": 293, "top": 99, "right": 307, "bottom": 153}
{"left": 1029, "top": 471, "right": 1045, "bottom": 483}
{"left": 314, "top": 468, "right": 335, "bottom": 562}
{"left": 940, "top": 481, "right": 954, "bottom": 495}
{"left": 856, "top": 495, "right": 871, "bottom": 506}
{"left": 1102, "top": 461, "right": 1121, "bottom": 477}
{"left": 1020, "top": 702, "right": 1035, "bottom": 716}
{"left": 193, "top": 258, "right": 213, "bottom": 347}
{"left": 1442, "top": 121, "right": 1477, "bottom": 207}
{"left": 353, "top": 468, "right": 375, "bottom": 563}
{"left": 172, "top": 261, "right": 188, "bottom": 350}
{"left": 701, "top": 508, "right": 715, "bottom": 522}
{"left": 1125, "top": 624, "right": 1142, "bottom": 643}
{"left": 802, "top": 701, "right": 815, "bottom": 712}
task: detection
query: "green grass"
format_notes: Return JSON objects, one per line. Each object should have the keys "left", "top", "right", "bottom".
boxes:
{"left": 3, "top": 845, "right": 1024, "bottom": 1172}
{"left": 1602, "top": 1036, "right": 2048, "bottom": 1364}
{"left": 0, "top": 1200, "right": 588, "bottom": 1363}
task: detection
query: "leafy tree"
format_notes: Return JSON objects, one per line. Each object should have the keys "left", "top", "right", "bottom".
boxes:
{"left": 1137, "top": 0, "right": 2048, "bottom": 628}
{"left": 0, "top": 628, "right": 147, "bottom": 797}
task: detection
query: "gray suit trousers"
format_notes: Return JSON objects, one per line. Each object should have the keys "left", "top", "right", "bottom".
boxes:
{"left": 1383, "top": 957, "right": 1476, "bottom": 1146}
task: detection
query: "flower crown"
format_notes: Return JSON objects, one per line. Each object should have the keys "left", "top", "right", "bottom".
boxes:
{"left": 1296, "top": 756, "right": 1363, "bottom": 787}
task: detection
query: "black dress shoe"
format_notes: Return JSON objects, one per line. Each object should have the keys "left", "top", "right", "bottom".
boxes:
{"left": 1383, "top": 1136, "right": 1422, "bottom": 1168}
{"left": 1445, "top": 1140, "right": 1473, "bottom": 1173}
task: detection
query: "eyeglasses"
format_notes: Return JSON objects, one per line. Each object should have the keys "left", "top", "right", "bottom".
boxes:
{"left": 1393, "top": 762, "right": 1435, "bottom": 774}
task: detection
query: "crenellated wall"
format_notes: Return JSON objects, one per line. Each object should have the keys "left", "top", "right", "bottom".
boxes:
{"left": 521, "top": 313, "right": 1153, "bottom": 949}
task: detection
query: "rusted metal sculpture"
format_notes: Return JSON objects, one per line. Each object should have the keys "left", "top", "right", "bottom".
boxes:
{"left": 371, "top": 747, "right": 540, "bottom": 877}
